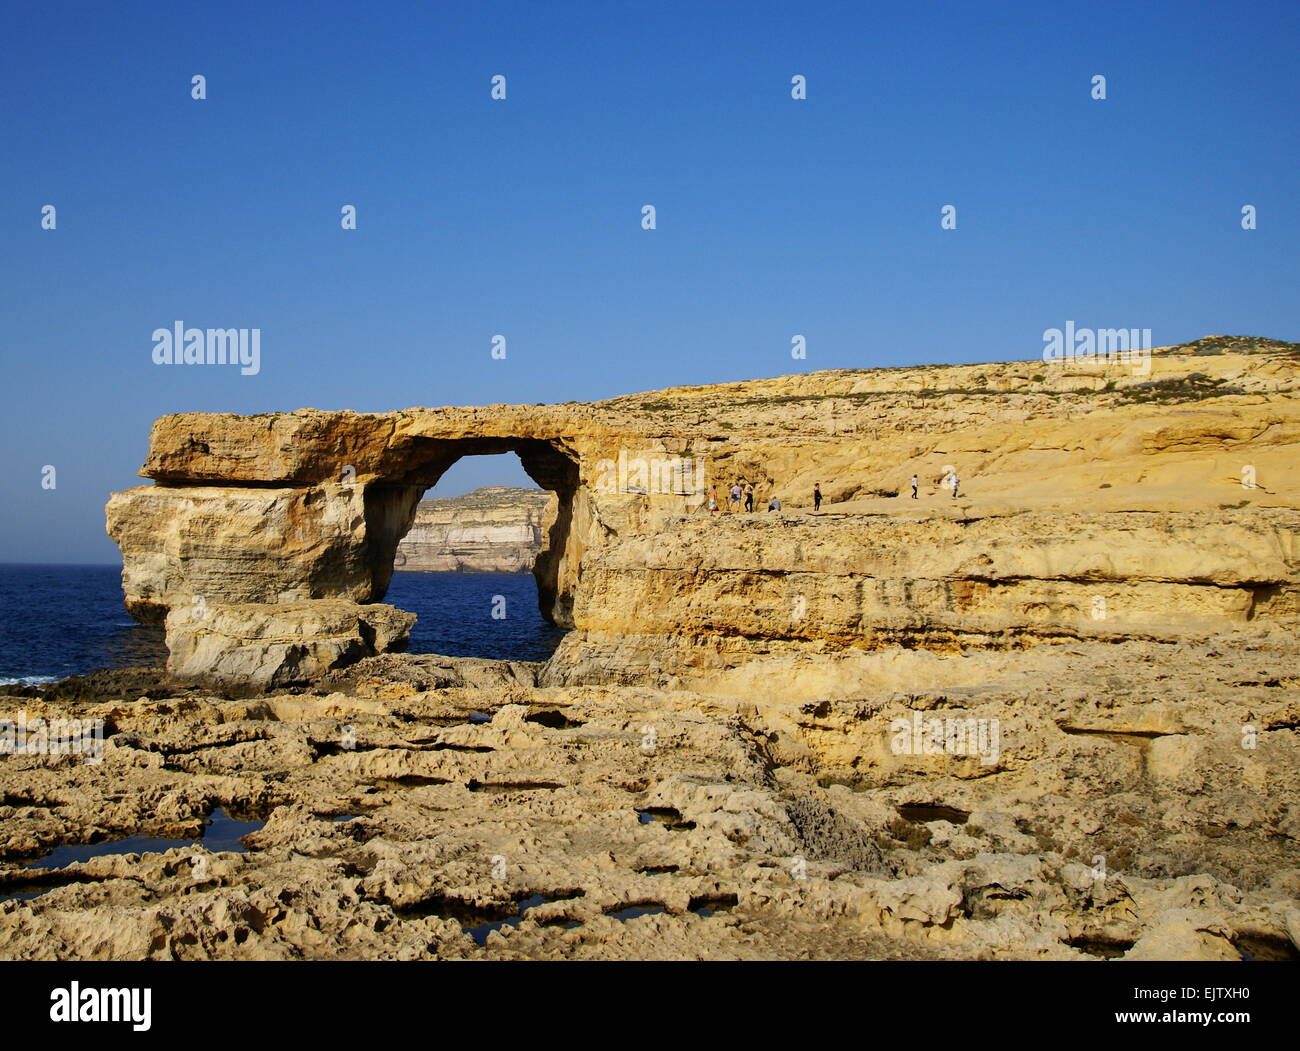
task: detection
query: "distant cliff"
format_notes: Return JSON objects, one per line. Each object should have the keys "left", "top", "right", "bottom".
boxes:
{"left": 394, "top": 486, "right": 552, "bottom": 573}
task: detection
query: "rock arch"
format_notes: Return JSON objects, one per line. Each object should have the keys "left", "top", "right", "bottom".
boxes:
{"left": 360, "top": 436, "right": 581, "bottom": 624}
{"left": 107, "top": 422, "right": 588, "bottom": 630}
{"left": 105, "top": 404, "right": 711, "bottom": 663}
{"left": 103, "top": 351, "right": 1300, "bottom": 690}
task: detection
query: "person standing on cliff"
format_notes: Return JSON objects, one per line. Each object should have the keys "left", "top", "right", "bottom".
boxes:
{"left": 950, "top": 470, "right": 959, "bottom": 499}
{"left": 729, "top": 482, "right": 742, "bottom": 512}
{"left": 813, "top": 483, "right": 822, "bottom": 511}
{"left": 744, "top": 483, "right": 755, "bottom": 512}
{"left": 708, "top": 486, "right": 719, "bottom": 513}
{"left": 910, "top": 475, "right": 919, "bottom": 500}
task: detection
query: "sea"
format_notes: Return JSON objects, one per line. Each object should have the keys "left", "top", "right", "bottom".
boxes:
{"left": 0, "top": 564, "right": 564, "bottom": 685}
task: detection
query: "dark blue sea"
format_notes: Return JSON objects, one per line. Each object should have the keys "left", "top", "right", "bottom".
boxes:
{"left": 0, "top": 565, "right": 563, "bottom": 684}
{"left": 385, "top": 570, "right": 565, "bottom": 663}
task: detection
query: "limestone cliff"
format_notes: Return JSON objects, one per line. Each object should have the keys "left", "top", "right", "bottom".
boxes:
{"left": 5, "top": 333, "right": 1292, "bottom": 963}
{"left": 393, "top": 487, "right": 552, "bottom": 573}
{"left": 106, "top": 336, "right": 1300, "bottom": 679}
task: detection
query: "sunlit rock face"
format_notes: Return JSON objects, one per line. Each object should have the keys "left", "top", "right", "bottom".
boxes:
{"left": 393, "top": 487, "right": 553, "bottom": 573}
{"left": 63, "top": 338, "right": 1300, "bottom": 960}
{"left": 107, "top": 339, "right": 1300, "bottom": 686}
{"left": 164, "top": 599, "right": 416, "bottom": 689}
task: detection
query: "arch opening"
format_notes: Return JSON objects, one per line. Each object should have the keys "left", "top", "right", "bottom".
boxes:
{"left": 365, "top": 440, "right": 579, "bottom": 662}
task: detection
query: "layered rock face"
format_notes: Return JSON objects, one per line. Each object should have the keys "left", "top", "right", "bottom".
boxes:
{"left": 164, "top": 601, "right": 416, "bottom": 689}
{"left": 394, "top": 487, "right": 552, "bottom": 573}
{"left": 545, "top": 508, "right": 1300, "bottom": 685}
{"left": 106, "top": 337, "right": 1300, "bottom": 684}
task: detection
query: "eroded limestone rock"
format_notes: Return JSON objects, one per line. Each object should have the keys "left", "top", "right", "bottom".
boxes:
{"left": 164, "top": 600, "right": 415, "bottom": 689}
{"left": 1, "top": 629, "right": 1296, "bottom": 960}
{"left": 394, "top": 487, "right": 552, "bottom": 573}
{"left": 106, "top": 341, "right": 1300, "bottom": 684}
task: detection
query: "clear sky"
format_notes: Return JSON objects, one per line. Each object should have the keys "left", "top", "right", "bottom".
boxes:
{"left": 2, "top": 0, "right": 1296, "bottom": 563}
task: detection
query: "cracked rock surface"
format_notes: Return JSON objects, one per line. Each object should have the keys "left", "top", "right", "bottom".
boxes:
{"left": 3, "top": 633, "right": 1296, "bottom": 961}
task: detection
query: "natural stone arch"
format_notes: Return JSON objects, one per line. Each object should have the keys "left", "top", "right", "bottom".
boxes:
{"left": 362, "top": 436, "right": 581, "bottom": 625}
{"left": 105, "top": 413, "right": 607, "bottom": 632}
{"left": 106, "top": 405, "right": 712, "bottom": 685}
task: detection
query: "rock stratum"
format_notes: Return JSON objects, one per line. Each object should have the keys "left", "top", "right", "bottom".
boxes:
{"left": 393, "top": 487, "right": 551, "bottom": 573}
{"left": 2, "top": 335, "right": 1298, "bottom": 961}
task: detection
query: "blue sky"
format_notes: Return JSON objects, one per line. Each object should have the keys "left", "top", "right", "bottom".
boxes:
{"left": 2, "top": 0, "right": 1297, "bottom": 562}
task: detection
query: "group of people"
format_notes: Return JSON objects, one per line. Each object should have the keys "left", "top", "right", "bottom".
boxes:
{"left": 811, "top": 474, "right": 960, "bottom": 507}
{"left": 809, "top": 472, "right": 961, "bottom": 508}
{"left": 910, "top": 471, "right": 960, "bottom": 499}
{"left": 707, "top": 482, "right": 782, "bottom": 513}
{"left": 705, "top": 472, "right": 960, "bottom": 515}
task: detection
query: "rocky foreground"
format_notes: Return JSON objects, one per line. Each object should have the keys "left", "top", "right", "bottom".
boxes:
{"left": 1, "top": 630, "right": 1296, "bottom": 961}
{"left": 2, "top": 335, "right": 1298, "bottom": 960}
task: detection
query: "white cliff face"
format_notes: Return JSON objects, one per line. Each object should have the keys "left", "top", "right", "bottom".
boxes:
{"left": 394, "top": 486, "right": 553, "bottom": 573}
